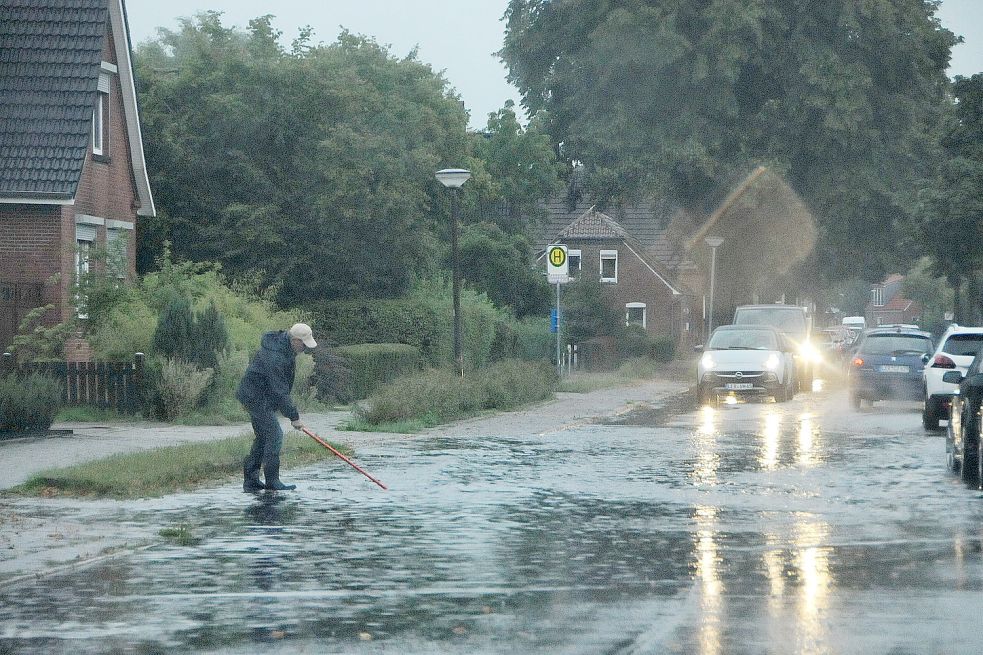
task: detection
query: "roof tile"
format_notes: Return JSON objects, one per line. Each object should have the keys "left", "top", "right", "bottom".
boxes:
{"left": 0, "top": 0, "right": 109, "bottom": 198}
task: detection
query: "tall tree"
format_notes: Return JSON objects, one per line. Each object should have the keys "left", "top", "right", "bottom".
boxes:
{"left": 501, "top": 0, "right": 957, "bottom": 285}
{"left": 135, "top": 14, "right": 469, "bottom": 305}
{"left": 917, "top": 73, "right": 983, "bottom": 320}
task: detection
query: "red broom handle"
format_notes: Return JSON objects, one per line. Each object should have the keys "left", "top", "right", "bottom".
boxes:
{"left": 301, "top": 427, "right": 388, "bottom": 490}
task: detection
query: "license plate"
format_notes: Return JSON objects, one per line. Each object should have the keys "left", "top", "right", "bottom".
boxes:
{"left": 878, "top": 365, "right": 909, "bottom": 373}
{"left": 725, "top": 383, "right": 753, "bottom": 390}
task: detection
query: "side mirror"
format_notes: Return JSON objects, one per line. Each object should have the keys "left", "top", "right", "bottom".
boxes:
{"left": 921, "top": 353, "right": 930, "bottom": 364}
{"left": 942, "top": 370, "right": 963, "bottom": 384}
{"left": 694, "top": 344, "right": 704, "bottom": 353}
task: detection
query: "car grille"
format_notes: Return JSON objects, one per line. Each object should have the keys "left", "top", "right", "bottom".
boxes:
{"left": 708, "top": 371, "right": 778, "bottom": 384}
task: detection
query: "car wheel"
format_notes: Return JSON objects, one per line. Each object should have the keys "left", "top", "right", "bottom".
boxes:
{"left": 960, "top": 403, "right": 980, "bottom": 485}
{"left": 922, "top": 396, "right": 940, "bottom": 431}
{"left": 851, "top": 393, "right": 861, "bottom": 410}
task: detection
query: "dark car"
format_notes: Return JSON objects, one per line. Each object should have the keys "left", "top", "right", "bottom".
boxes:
{"left": 848, "top": 326, "right": 934, "bottom": 409}
{"left": 944, "top": 349, "right": 983, "bottom": 487}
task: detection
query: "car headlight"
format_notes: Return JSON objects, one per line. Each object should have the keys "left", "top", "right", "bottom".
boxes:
{"left": 701, "top": 352, "right": 715, "bottom": 370}
{"left": 799, "top": 343, "right": 821, "bottom": 364}
{"left": 764, "top": 354, "right": 780, "bottom": 370}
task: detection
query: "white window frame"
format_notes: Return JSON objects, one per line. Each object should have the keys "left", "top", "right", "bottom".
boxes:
{"left": 626, "top": 302, "right": 647, "bottom": 328}
{"left": 92, "top": 92, "right": 105, "bottom": 155}
{"left": 93, "top": 70, "right": 111, "bottom": 156}
{"left": 568, "top": 249, "right": 582, "bottom": 277}
{"left": 600, "top": 249, "right": 618, "bottom": 283}
{"left": 106, "top": 227, "right": 127, "bottom": 279}
{"left": 75, "top": 225, "right": 96, "bottom": 319}
{"left": 872, "top": 287, "right": 884, "bottom": 307}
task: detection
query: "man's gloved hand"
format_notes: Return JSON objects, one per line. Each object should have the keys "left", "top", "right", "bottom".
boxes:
{"left": 291, "top": 419, "right": 304, "bottom": 430}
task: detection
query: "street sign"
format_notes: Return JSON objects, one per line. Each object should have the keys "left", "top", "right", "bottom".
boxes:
{"left": 550, "top": 308, "right": 559, "bottom": 333}
{"left": 547, "top": 244, "right": 569, "bottom": 283}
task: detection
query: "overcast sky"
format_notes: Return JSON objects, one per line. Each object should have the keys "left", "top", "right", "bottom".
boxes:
{"left": 125, "top": 0, "right": 983, "bottom": 130}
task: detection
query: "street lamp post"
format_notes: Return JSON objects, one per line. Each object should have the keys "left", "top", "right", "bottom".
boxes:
{"left": 435, "top": 168, "right": 472, "bottom": 377}
{"left": 705, "top": 236, "right": 724, "bottom": 337}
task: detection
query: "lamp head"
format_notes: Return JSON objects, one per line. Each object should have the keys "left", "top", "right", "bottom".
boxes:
{"left": 435, "top": 168, "right": 472, "bottom": 188}
{"left": 704, "top": 236, "right": 725, "bottom": 248}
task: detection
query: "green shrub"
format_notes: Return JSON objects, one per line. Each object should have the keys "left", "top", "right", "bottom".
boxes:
{"left": 651, "top": 335, "right": 675, "bottom": 363}
{"left": 333, "top": 343, "right": 421, "bottom": 401}
{"left": 88, "top": 299, "right": 156, "bottom": 360}
{"left": 0, "top": 372, "right": 63, "bottom": 433}
{"left": 152, "top": 294, "right": 195, "bottom": 362}
{"left": 152, "top": 358, "right": 214, "bottom": 421}
{"left": 617, "top": 324, "right": 652, "bottom": 359}
{"left": 191, "top": 301, "right": 230, "bottom": 370}
{"left": 313, "top": 279, "right": 508, "bottom": 369}
{"left": 354, "top": 359, "right": 558, "bottom": 426}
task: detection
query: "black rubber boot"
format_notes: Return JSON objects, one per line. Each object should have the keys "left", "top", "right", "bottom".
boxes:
{"left": 264, "top": 464, "right": 296, "bottom": 491}
{"left": 243, "top": 466, "right": 265, "bottom": 492}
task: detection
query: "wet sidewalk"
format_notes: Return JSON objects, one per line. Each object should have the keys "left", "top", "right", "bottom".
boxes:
{"left": 0, "top": 369, "right": 692, "bottom": 491}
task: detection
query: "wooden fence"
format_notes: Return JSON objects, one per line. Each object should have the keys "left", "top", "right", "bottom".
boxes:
{"left": 1, "top": 352, "right": 145, "bottom": 414}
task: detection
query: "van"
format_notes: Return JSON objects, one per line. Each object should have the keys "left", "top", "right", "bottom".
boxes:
{"left": 733, "top": 304, "right": 817, "bottom": 390}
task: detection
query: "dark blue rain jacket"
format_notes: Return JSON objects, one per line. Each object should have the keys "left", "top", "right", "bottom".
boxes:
{"left": 236, "top": 330, "right": 299, "bottom": 421}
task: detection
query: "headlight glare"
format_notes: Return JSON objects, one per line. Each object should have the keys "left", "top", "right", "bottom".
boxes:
{"left": 764, "top": 354, "right": 780, "bottom": 370}
{"left": 701, "top": 352, "right": 715, "bottom": 370}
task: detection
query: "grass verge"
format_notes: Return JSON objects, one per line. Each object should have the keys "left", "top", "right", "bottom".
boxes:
{"left": 558, "top": 357, "right": 671, "bottom": 393}
{"left": 348, "top": 359, "right": 558, "bottom": 432}
{"left": 4, "top": 431, "right": 350, "bottom": 499}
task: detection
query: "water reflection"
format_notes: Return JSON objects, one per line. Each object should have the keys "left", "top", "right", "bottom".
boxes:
{"left": 759, "top": 411, "right": 781, "bottom": 470}
{"left": 797, "top": 414, "right": 818, "bottom": 468}
{"left": 693, "top": 407, "right": 720, "bottom": 486}
{"left": 693, "top": 505, "right": 722, "bottom": 655}
{"left": 762, "top": 517, "right": 833, "bottom": 655}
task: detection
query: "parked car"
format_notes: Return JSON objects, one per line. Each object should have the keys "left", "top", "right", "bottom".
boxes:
{"left": 848, "top": 326, "right": 934, "bottom": 409}
{"left": 921, "top": 325, "right": 983, "bottom": 430}
{"left": 943, "top": 349, "right": 983, "bottom": 486}
{"left": 696, "top": 325, "right": 797, "bottom": 406}
{"left": 733, "top": 304, "right": 817, "bottom": 390}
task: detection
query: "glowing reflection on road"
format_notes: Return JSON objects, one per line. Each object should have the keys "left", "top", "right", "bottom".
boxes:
{"left": 762, "top": 517, "right": 833, "bottom": 655}
{"left": 693, "top": 407, "right": 720, "bottom": 486}
{"left": 759, "top": 410, "right": 781, "bottom": 470}
{"left": 797, "top": 413, "right": 817, "bottom": 468}
{"left": 694, "top": 504, "right": 722, "bottom": 655}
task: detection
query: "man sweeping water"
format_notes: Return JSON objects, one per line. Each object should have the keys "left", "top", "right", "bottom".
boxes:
{"left": 236, "top": 323, "right": 317, "bottom": 491}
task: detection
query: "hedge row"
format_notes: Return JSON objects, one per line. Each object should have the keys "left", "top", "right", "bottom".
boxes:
{"left": 355, "top": 359, "right": 560, "bottom": 426}
{"left": 0, "top": 372, "right": 62, "bottom": 433}
{"left": 333, "top": 343, "right": 422, "bottom": 402}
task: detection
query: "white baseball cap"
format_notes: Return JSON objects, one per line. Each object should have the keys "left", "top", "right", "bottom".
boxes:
{"left": 288, "top": 323, "right": 317, "bottom": 348}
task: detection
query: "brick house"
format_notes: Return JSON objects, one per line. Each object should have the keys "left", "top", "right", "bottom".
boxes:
{"left": 536, "top": 205, "right": 701, "bottom": 348}
{"left": 867, "top": 274, "right": 922, "bottom": 327}
{"left": 0, "top": 0, "right": 154, "bottom": 357}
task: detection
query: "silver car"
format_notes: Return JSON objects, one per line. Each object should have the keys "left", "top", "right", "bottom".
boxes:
{"left": 696, "top": 325, "right": 797, "bottom": 406}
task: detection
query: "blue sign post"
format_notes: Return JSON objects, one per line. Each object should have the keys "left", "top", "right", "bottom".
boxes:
{"left": 550, "top": 308, "right": 559, "bottom": 333}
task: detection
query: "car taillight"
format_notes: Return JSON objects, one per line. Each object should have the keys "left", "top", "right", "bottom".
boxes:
{"left": 932, "top": 354, "right": 956, "bottom": 369}
{"left": 852, "top": 357, "right": 864, "bottom": 367}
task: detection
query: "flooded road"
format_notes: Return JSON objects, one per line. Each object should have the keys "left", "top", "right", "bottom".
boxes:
{"left": 2, "top": 382, "right": 982, "bottom": 654}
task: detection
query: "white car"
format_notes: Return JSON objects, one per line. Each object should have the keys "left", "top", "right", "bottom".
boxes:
{"left": 697, "top": 325, "right": 797, "bottom": 406}
{"left": 922, "top": 325, "right": 983, "bottom": 430}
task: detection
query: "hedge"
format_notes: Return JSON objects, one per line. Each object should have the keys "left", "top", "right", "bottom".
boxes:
{"left": 0, "top": 372, "right": 63, "bottom": 433}
{"left": 334, "top": 343, "right": 422, "bottom": 401}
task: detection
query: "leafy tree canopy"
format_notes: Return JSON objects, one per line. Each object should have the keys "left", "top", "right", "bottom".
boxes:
{"left": 501, "top": 0, "right": 957, "bottom": 283}
{"left": 136, "top": 14, "right": 469, "bottom": 305}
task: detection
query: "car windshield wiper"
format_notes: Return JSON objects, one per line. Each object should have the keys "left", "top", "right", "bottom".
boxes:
{"left": 891, "top": 349, "right": 923, "bottom": 355}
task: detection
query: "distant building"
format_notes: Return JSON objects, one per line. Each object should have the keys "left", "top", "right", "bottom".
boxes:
{"left": 866, "top": 274, "right": 922, "bottom": 327}
{"left": 0, "top": 0, "right": 154, "bottom": 358}
{"left": 535, "top": 202, "right": 702, "bottom": 347}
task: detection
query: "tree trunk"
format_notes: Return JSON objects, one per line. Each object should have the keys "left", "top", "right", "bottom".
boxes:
{"left": 950, "top": 275, "right": 963, "bottom": 324}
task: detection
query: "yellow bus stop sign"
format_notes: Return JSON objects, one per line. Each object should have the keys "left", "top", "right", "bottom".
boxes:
{"left": 547, "top": 244, "right": 569, "bottom": 282}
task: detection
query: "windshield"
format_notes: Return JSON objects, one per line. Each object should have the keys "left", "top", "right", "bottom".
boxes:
{"left": 708, "top": 329, "right": 779, "bottom": 351}
{"left": 941, "top": 334, "right": 983, "bottom": 357}
{"left": 860, "top": 334, "right": 932, "bottom": 356}
{"left": 733, "top": 308, "right": 807, "bottom": 335}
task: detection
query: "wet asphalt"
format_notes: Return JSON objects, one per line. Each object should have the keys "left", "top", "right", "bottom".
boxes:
{"left": 1, "top": 377, "right": 982, "bottom": 654}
